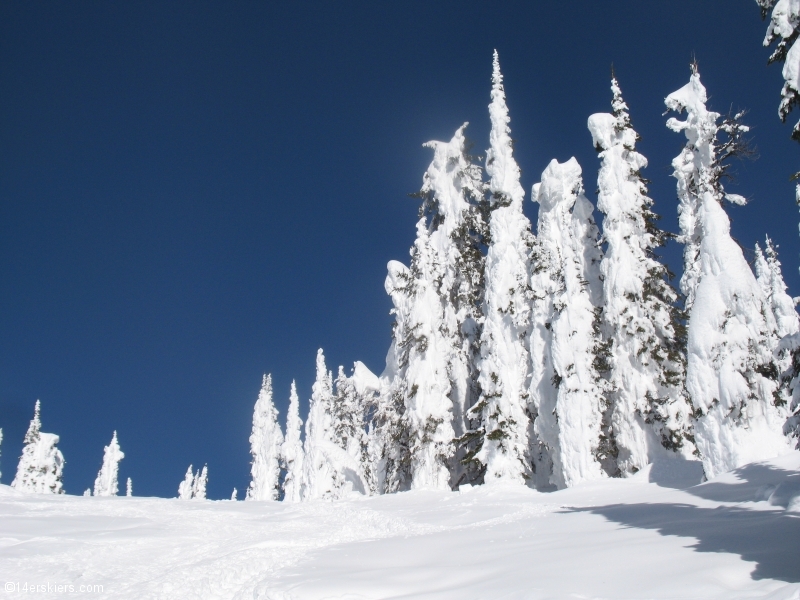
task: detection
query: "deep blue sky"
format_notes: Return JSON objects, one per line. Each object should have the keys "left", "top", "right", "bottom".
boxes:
{"left": 1, "top": 1, "right": 798, "bottom": 498}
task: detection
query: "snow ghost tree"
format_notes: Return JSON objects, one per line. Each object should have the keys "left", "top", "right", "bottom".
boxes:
{"left": 330, "top": 365, "right": 374, "bottom": 496}
{"left": 281, "top": 380, "right": 305, "bottom": 502}
{"left": 302, "top": 348, "right": 341, "bottom": 500}
{"left": 93, "top": 431, "right": 125, "bottom": 497}
{"left": 192, "top": 465, "right": 208, "bottom": 500}
{"left": 12, "top": 400, "right": 65, "bottom": 494}
{"left": 178, "top": 465, "right": 194, "bottom": 500}
{"left": 755, "top": 238, "right": 800, "bottom": 379}
{"left": 246, "top": 374, "right": 284, "bottom": 501}
{"left": 126, "top": 477, "right": 132, "bottom": 497}
{"left": 471, "top": 51, "right": 534, "bottom": 485}
{"left": 666, "top": 65, "right": 791, "bottom": 478}
{"left": 757, "top": 0, "right": 800, "bottom": 140}
{"left": 385, "top": 124, "right": 487, "bottom": 490}
{"left": 178, "top": 465, "right": 206, "bottom": 500}
{"left": 588, "top": 76, "right": 693, "bottom": 477}
{"left": 528, "top": 157, "right": 605, "bottom": 489}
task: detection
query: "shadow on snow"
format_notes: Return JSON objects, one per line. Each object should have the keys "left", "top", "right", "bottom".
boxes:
{"left": 569, "top": 461, "right": 800, "bottom": 583}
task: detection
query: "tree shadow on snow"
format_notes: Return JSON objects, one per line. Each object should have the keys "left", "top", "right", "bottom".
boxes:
{"left": 683, "top": 462, "right": 800, "bottom": 507}
{"left": 568, "top": 502, "right": 800, "bottom": 582}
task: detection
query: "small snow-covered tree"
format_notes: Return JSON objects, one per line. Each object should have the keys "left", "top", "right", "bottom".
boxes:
{"left": 470, "top": 51, "right": 534, "bottom": 486}
{"left": 93, "top": 431, "right": 124, "bottom": 497}
{"left": 178, "top": 465, "right": 194, "bottom": 500}
{"left": 302, "top": 349, "right": 341, "bottom": 500}
{"left": 326, "top": 365, "right": 374, "bottom": 497}
{"left": 11, "top": 400, "right": 65, "bottom": 494}
{"left": 588, "top": 76, "right": 693, "bottom": 477}
{"left": 192, "top": 465, "right": 208, "bottom": 500}
{"left": 528, "top": 157, "right": 605, "bottom": 489}
{"left": 126, "top": 477, "right": 132, "bottom": 497}
{"left": 246, "top": 374, "right": 284, "bottom": 501}
{"left": 231, "top": 488, "right": 237, "bottom": 501}
{"left": 666, "top": 65, "right": 791, "bottom": 478}
{"left": 757, "top": 0, "right": 800, "bottom": 141}
{"left": 281, "top": 380, "right": 305, "bottom": 502}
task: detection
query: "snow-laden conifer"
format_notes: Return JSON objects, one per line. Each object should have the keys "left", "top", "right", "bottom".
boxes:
{"left": 588, "top": 76, "right": 693, "bottom": 476}
{"left": 373, "top": 267, "right": 414, "bottom": 493}
{"left": 246, "top": 374, "right": 284, "bottom": 501}
{"left": 93, "top": 431, "right": 124, "bottom": 497}
{"left": 471, "top": 51, "right": 534, "bottom": 485}
{"left": 757, "top": 0, "right": 800, "bottom": 140}
{"left": 178, "top": 465, "right": 194, "bottom": 500}
{"left": 231, "top": 488, "right": 237, "bottom": 501}
{"left": 193, "top": 465, "right": 208, "bottom": 500}
{"left": 281, "top": 380, "right": 305, "bottom": 502}
{"left": 302, "top": 349, "right": 340, "bottom": 500}
{"left": 327, "top": 365, "right": 374, "bottom": 496}
{"left": 11, "top": 400, "right": 65, "bottom": 494}
{"left": 528, "top": 158, "right": 605, "bottom": 489}
{"left": 666, "top": 66, "right": 792, "bottom": 478}
{"left": 385, "top": 125, "right": 487, "bottom": 490}
{"left": 126, "top": 477, "right": 132, "bottom": 497}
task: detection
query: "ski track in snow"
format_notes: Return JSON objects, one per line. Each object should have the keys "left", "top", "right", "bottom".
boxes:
{"left": 1, "top": 454, "right": 800, "bottom": 599}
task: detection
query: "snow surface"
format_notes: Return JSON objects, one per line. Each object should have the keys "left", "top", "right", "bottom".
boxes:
{"left": 1, "top": 453, "right": 799, "bottom": 599}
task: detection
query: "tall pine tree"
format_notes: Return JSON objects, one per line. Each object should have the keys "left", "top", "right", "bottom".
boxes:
{"left": 666, "top": 65, "right": 791, "bottom": 478}
{"left": 588, "top": 76, "right": 693, "bottom": 477}
{"left": 281, "top": 380, "right": 305, "bottom": 502}
{"left": 471, "top": 51, "right": 534, "bottom": 485}
{"left": 302, "top": 349, "right": 341, "bottom": 499}
{"left": 246, "top": 374, "right": 284, "bottom": 501}
{"left": 529, "top": 158, "right": 606, "bottom": 489}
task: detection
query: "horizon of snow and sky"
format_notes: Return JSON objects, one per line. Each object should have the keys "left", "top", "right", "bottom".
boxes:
{"left": 2, "top": 1, "right": 800, "bottom": 499}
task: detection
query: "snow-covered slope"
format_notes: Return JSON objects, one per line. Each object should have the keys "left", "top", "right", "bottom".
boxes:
{"left": 1, "top": 453, "right": 799, "bottom": 599}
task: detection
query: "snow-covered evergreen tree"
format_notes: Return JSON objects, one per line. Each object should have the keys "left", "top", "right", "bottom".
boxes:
{"left": 126, "top": 477, "right": 132, "bottom": 497}
{"left": 528, "top": 157, "right": 605, "bottom": 489}
{"left": 231, "top": 488, "right": 237, "bottom": 501}
{"left": 471, "top": 51, "right": 534, "bottom": 485}
{"left": 281, "top": 380, "right": 305, "bottom": 502}
{"left": 11, "top": 400, "right": 65, "bottom": 494}
{"left": 302, "top": 349, "right": 340, "bottom": 500}
{"left": 93, "top": 431, "right": 125, "bottom": 497}
{"left": 178, "top": 465, "right": 194, "bottom": 500}
{"left": 757, "top": 0, "right": 800, "bottom": 140}
{"left": 666, "top": 66, "right": 792, "bottom": 478}
{"left": 193, "top": 465, "right": 207, "bottom": 500}
{"left": 246, "top": 374, "right": 284, "bottom": 501}
{"left": 384, "top": 124, "right": 487, "bottom": 490}
{"left": 328, "top": 365, "right": 373, "bottom": 496}
{"left": 588, "top": 76, "right": 693, "bottom": 477}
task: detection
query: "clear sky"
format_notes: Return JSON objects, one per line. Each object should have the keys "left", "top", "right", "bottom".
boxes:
{"left": 1, "top": 1, "right": 798, "bottom": 499}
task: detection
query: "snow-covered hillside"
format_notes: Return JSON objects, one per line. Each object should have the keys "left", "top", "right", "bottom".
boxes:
{"left": 1, "top": 453, "right": 798, "bottom": 599}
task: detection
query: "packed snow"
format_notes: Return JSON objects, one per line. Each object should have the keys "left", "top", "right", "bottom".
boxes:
{"left": 1, "top": 453, "right": 799, "bottom": 599}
